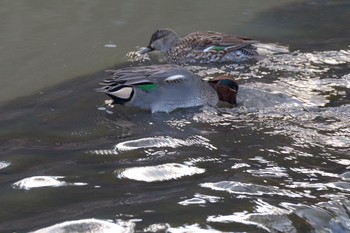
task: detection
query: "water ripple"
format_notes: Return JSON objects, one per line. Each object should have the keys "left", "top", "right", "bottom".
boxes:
{"left": 282, "top": 200, "right": 350, "bottom": 232}
{"left": 200, "top": 181, "right": 307, "bottom": 198}
{"left": 166, "top": 224, "right": 223, "bottom": 233}
{"left": 247, "top": 166, "right": 289, "bottom": 178}
{"left": 257, "top": 49, "right": 350, "bottom": 74}
{"left": 208, "top": 199, "right": 295, "bottom": 232}
{"left": 189, "top": 49, "right": 350, "bottom": 79}
{"left": 290, "top": 167, "right": 339, "bottom": 178}
{"left": 145, "top": 223, "right": 224, "bottom": 233}
{"left": 0, "top": 161, "right": 10, "bottom": 170}
{"left": 114, "top": 135, "right": 216, "bottom": 152}
{"left": 116, "top": 163, "right": 205, "bottom": 182}
{"left": 32, "top": 218, "right": 135, "bottom": 233}
{"left": 178, "top": 193, "right": 222, "bottom": 206}
{"left": 263, "top": 105, "right": 350, "bottom": 150}
{"left": 12, "top": 176, "right": 87, "bottom": 190}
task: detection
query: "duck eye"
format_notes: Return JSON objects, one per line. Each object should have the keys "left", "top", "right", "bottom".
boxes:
{"left": 155, "top": 31, "right": 165, "bottom": 39}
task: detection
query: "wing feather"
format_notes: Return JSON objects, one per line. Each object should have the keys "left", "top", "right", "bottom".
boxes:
{"left": 185, "top": 31, "right": 258, "bottom": 52}
{"left": 100, "top": 65, "right": 193, "bottom": 89}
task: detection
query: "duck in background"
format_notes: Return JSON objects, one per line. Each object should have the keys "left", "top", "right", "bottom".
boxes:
{"left": 139, "top": 28, "right": 288, "bottom": 65}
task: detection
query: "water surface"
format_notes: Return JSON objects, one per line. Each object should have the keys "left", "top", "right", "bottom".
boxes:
{"left": 0, "top": 1, "right": 350, "bottom": 232}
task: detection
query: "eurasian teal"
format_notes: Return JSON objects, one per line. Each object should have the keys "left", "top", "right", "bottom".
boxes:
{"left": 98, "top": 65, "right": 238, "bottom": 113}
{"left": 140, "top": 28, "right": 259, "bottom": 65}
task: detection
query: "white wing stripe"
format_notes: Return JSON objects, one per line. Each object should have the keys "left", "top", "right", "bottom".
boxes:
{"left": 111, "top": 87, "right": 133, "bottom": 99}
{"left": 165, "top": 75, "right": 185, "bottom": 81}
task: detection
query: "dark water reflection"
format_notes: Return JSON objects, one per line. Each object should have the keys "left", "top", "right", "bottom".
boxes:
{"left": 1, "top": 1, "right": 350, "bottom": 233}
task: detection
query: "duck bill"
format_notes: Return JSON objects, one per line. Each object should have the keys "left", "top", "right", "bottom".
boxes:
{"left": 139, "top": 46, "right": 154, "bottom": 54}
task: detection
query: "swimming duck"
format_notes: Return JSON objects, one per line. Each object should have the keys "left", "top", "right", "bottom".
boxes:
{"left": 98, "top": 65, "right": 238, "bottom": 113}
{"left": 140, "top": 28, "right": 259, "bottom": 65}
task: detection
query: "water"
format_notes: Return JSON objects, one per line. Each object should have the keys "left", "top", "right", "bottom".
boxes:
{"left": 0, "top": 0, "right": 350, "bottom": 232}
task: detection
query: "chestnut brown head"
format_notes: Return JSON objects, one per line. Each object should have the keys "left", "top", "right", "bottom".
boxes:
{"left": 209, "top": 75, "right": 238, "bottom": 105}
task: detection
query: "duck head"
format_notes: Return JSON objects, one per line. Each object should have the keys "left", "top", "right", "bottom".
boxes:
{"left": 140, "top": 28, "right": 180, "bottom": 54}
{"left": 208, "top": 75, "right": 239, "bottom": 105}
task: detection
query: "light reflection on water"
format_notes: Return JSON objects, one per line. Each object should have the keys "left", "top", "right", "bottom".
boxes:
{"left": 0, "top": 2, "right": 350, "bottom": 233}
{"left": 80, "top": 46, "right": 350, "bottom": 231}
{"left": 116, "top": 163, "right": 205, "bottom": 182}
{"left": 32, "top": 218, "right": 135, "bottom": 233}
{"left": 1, "top": 57, "right": 349, "bottom": 232}
{"left": 12, "top": 176, "right": 88, "bottom": 190}
{"left": 208, "top": 199, "right": 295, "bottom": 232}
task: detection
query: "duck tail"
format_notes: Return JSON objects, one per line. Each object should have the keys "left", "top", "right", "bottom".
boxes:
{"left": 253, "top": 42, "right": 289, "bottom": 56}
{"left": 96, "top": 85, "right": 134, "bottom": 105}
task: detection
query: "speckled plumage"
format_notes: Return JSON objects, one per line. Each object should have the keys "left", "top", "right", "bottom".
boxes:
{"left": 140, "top": 28, "right": 258, "bottom": 65}
{"left": 98, "top": 65, "right": 238, "bottom": 113}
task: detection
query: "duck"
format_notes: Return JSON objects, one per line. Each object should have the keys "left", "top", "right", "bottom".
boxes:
{"left": 139, "top": 28, "right": 259, "bottom": 65}
{"left": 98, "top": 64, "right": 238, "bottom": 113}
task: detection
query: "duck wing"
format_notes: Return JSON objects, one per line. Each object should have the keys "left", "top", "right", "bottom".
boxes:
{"left": 185, "top": 31, "right": 258, "bottom": 52}
{"left": 98, "top": 64, "right": 195, "bottom": 95}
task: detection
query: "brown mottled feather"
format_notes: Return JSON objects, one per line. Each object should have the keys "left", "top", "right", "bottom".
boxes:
{"left": 143, "top": 28, "right": 259, "bottom": 64}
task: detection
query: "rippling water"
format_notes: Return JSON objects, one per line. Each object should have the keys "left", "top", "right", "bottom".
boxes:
{"left": 1, "top": 1, "right": 350, "bottom": 232}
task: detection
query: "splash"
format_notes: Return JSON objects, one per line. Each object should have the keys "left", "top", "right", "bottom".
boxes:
{"left": 126, "top": 47, "right": 151, "bottom": 62}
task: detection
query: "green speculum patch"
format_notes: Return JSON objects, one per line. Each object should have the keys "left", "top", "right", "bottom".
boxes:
{"left": 137, "top": 83, "right": 158, "bottom": 92}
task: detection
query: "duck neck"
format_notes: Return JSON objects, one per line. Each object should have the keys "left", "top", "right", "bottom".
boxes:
{"left": 208, "top": 81, "right": 223, "bottom": 101}
{"left": 208, "top": 82, "right": 217, "bottom": 91}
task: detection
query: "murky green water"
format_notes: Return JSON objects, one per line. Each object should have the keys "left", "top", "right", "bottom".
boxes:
{"left": 1, "top": 1, "right": 350, "bottom": 232}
